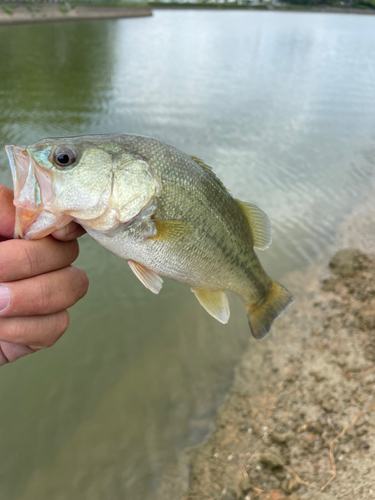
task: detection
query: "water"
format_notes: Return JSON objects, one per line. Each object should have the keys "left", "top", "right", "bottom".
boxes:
{"left": 0, "top": 10, "right": 375, "bottom": 500}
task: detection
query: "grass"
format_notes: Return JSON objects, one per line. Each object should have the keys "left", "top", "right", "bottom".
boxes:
{"left": 1, "top": 4, "right": 13, "bottom": 13}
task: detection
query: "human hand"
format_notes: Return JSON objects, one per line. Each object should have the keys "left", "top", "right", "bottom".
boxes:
{"left": 0, "top": 185, "right": 88, "bottom": 366}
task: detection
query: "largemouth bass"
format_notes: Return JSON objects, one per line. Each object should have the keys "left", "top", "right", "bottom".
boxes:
{"left": 5, "top": 134, "right": 293, "bottom": 339}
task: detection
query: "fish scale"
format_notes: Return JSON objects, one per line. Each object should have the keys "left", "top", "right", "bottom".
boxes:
{"left": 6, "top": 133, "right": 293, "bottom": 339}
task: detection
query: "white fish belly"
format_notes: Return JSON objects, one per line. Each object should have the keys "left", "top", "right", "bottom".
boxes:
{"left": 84, "top": 225, "right": 202, "bottom": 286}
{"left": 84, "top": 224, "right": 241, "bottom": 292}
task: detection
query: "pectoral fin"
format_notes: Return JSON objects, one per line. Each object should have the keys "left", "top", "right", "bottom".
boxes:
{"left": 191, "top": 288, "right": 230, "bottom": 324}
{"left": 128, "top": 260, "right": 163, "bottom": 294}
{"left": 150, "top": 219, "right": 192, "bottom": 242}
{"left": 236, "top": 200, "right": 272, "bottom": 250}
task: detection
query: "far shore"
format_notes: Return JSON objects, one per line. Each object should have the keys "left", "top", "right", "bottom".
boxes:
{"left": 0, "top": 4, "right": 152, "bottom": 26}
{"left": 151, "top": 3, "right": 375, "bottom": 14}
{"left": 1, "top": 2, "right": 375, "bottom": 26}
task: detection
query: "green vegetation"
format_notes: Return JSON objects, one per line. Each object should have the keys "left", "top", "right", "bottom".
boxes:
{"left": 0, "top": 0, "right": 373, "bottom": 11}
{"left": 26, "top": 4, "right": 41, "bottom": 10}
{"left": 148, "top": 1, "right": 268, "bottom": 7}
{"left": 148, "top": 0, "right": 375, "bottom": 7}
{"left": 70, "top": 0, "right": 149, "bottom": 6}
{"left": 0, "top": 0, "right": 149, "bottom": 5}
{"left": 1, "top": 4, "right": 13, "bottom": 13}
{"left": 278, "top": 0, "right": 375, "bottom": 9}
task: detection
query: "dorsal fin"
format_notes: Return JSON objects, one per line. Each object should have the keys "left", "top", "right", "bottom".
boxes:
{"left": 190, "top": 156, "right": 229, "bottom": 193}
{"left": 190, "top": 155, "right": 213, "bottom": 171}
{"left": 236, "top": 200, "right": 272, "bottom": 250}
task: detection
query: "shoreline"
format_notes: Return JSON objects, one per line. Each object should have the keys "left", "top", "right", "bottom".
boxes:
{"left": 151, "top": 4, "right": 375, "bottom": 15}
{"left": 0, "top": 4, "right": 152, "bottom": 26}
{"left": 182, "top": 250, "right": 375, "bottom": 500}
{"left": 155, "top": 252, "right": 375, "bottom": 500}
{"left": 156, "top": 178, "right": 375, "bottom": 499}
{"left": 1, "top": 3, "right": 375, "bottom": 26}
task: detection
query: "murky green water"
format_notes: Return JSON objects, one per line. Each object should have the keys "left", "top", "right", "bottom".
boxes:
{"left": 1, "top": 10, "right": 375, "bottom": 500}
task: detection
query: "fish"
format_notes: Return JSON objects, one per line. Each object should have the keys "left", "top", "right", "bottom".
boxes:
{"left": 5, "top": 134, "right": 293, "bottom": 339}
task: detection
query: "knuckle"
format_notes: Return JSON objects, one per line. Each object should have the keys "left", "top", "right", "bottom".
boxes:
{"left": 37, "top": 279, "right": 53, "bottom": 313}
{"left": 67, "top": 239, "right": 80, "bottom": 263}
{"left": 77, "top": 268, "right": 89, "bottom": 298}
{"left": 0, "top": 241, "right": 19, "bottom": 280}
{"left": 0, "top": 318, "right": 26, "bottom": 345}
{"left": 0, "top": 312, "right": 70, "bottom": 348}
{"left": 44, "top": 312, "right": 70, "bottom": 348}
{"left": 56, "top": 310, "right": 70, "bottom": 337}
{"left": 71, "top": 266, "right": 89, "bottom": 300}
{"left": 0, "top": 259, "right": 7, "bottom": 280}
{"left": 22, "top": 242, "right": 41, "bottom": 277}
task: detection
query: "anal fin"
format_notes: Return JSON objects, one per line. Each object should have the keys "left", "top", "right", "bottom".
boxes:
{"left": 191, "top": 288, "right": 230, "bottom": 324}
{"left": 128, "top": 260, "right": 163, "bottom": 294}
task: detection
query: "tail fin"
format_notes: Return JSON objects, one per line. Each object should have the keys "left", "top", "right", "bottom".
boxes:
{"left": 246, "top": 280, "right": 293, "bottom": 340}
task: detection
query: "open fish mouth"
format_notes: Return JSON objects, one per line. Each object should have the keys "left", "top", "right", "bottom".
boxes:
{"left": 5, "top": 145, "right": 72, "bottom": 239}
{"left": 6, "top": 144, "right": 159, "bottom": 240}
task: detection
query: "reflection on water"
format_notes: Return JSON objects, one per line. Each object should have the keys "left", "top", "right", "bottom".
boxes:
{"left": 0, "top": 11, "right": 375, "bottom": 500}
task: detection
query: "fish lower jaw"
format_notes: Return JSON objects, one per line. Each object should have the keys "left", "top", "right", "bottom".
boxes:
{"left": 14, "top": 208, "right": 73, "bottom": 240}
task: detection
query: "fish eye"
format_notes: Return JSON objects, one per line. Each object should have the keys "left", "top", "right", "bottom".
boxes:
{"left": 53, "top": 147, "right": 77, "bottom": 168}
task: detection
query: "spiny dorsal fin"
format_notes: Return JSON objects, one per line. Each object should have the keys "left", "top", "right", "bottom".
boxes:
{"left": 191, "top": 288, "right": 230, "bottom": 324}
{"left": 236, "top": 200, "right": 272, "bottom": 250}
{"left": 128, "top": 260, "right": 163, "bottom": 294}
{"left": 150, "top": 219, "right": 192, "bottom": 242}
{"left": 190, "top": 156, "right": 229, "bottom": 193}
{"left": 190, "top": 156, "right": 213, "bottom": 171}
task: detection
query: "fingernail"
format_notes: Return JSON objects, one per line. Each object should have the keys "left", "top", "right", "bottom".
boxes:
{"left": 0, "top": 285, "right": 11, "bottom": 312}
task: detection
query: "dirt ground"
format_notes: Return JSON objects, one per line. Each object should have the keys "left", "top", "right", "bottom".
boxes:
{"left": 181, "top": 248, "right": 375, "bottom": 500}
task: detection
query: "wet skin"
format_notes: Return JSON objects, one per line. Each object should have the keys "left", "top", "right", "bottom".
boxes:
{"left": 0, "top": 185, "right": 88, "bottom": 366}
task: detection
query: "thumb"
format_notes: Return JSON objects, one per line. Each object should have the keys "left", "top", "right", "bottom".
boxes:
{"left": 0, "top": 185, "right": 15, "bottom": 240}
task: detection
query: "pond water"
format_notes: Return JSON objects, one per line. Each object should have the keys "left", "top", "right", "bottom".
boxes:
{"left": 0, "top": 10, "right": 375, "bottom": 500}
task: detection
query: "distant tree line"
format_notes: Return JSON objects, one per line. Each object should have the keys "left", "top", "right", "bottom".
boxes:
{"left": 279, "top": 0, "right": 375, "bottom": 9}
{"left": 1, "top": 0, "right": 374, "bottom": 9}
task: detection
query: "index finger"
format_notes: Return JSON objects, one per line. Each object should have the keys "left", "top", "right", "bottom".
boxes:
{"left": 0, "top": 237, "right": 80, "bottom": 282}
{"left": 0, "top": 185, "right": 15, "bottom": 240}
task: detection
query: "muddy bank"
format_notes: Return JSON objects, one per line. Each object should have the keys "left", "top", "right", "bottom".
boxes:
{"left": 181, "top": 248, "right": 375, "bottom": 500}
{"left": 0, "top": 3, "right": 152, "bottom": 26}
